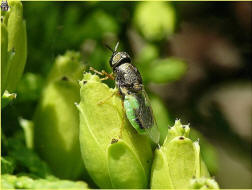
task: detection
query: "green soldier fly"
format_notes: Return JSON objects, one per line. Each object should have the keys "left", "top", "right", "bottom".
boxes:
{"left": 90, "top": 42, "right": 160, "bottom": 145}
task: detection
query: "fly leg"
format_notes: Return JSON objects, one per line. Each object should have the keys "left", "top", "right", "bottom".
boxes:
{"left": 89, "top": 66, "right": 125, "bottom": 139}
{"left": 89, "top": 67, "right": 114, "bottom": 80}
{"left": 89, "top": 67, "right": 117, "bottom": 104}
{"left": 97, "top": 92, "right": 115, "bottom": 105}
{"left": 97, "top": 90, "right": 121, "bottom": 105}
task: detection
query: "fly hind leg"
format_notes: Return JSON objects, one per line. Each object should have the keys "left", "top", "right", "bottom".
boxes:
{"left": 97, "top": 90, "right": 121, "bottom": 105}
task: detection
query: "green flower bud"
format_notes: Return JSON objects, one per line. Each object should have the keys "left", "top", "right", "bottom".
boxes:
{"left": 151, "top": 120, "right": 216, "bottom": 189}
{"left": 76, "top": 73, "right": 153, "bottom": 188}
{"left": 164, "top": 119, "right": 190, "bottom": 144}
{"left": 1, "top": 23, "right": 8, "bottom": 95}
{"left": 134, "top": 2, "right": 175, "bottom": 41}
{"left": 1, "top": 0, "right": 27, "bottom": 93}
{"left": 46, "top": 51, "right": 85, "bottom": 83}
{"left": 190, "top": 177, "right": 219, "bottom": 189}
{"left": 33, "top": 51, "right": 86, "bottom": 180}
{"left": 1, "top": 174, "right": 89, "bottom": 189}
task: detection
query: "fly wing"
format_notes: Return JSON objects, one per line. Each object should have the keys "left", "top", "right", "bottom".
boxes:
{"left": 135, "top": 89, "right": 160, "bottom": 144}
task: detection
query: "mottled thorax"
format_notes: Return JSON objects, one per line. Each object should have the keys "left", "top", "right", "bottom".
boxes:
{"left": 114, "top": 62, "right": 143, "bottom": 97}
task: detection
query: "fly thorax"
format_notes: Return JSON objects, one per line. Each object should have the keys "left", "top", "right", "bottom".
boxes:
{"left": 117, "top": 62, "right": 132, "bottom": 72}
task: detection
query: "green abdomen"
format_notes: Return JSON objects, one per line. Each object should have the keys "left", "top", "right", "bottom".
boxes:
{"left": 124, "top": 94, "right": 147, "bottom": 134}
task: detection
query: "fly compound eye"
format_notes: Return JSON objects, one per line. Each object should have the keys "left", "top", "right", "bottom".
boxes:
{"left": 112, "top": 53, "right": 121, "bottom": 65}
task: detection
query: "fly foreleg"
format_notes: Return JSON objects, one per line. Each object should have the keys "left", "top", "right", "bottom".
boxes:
{"left": 89, "top": 67, "right": 114, "bottom": 80}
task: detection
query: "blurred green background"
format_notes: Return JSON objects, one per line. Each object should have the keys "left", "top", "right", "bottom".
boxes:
{"left": 1, "top": 1, "right": 251, "bottom": 188}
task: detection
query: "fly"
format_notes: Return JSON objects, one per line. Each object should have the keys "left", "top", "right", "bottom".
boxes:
{"left": 90, "top": 42, "right": 160, "bottom": 144}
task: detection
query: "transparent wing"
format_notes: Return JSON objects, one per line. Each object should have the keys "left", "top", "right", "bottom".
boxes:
{"left": 136, "top": 89, "right": 160, "bottom": 144}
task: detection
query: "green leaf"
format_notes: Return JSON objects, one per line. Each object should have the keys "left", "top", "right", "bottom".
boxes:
{"left": 77, "top": 73, "right": 153, "bottom": 188}
{"left": 134, "top": 2, "right": 176, "bottom": 41}
{"left": 145, "top": 57, "right": 187, "bottom": 83}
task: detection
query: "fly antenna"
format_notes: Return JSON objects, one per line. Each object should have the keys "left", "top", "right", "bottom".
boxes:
{"left": 114, "top": 41, "right": 119, "bottom": 52}
{"left": 104, "top": 44, "right": 114, "bottom": 53}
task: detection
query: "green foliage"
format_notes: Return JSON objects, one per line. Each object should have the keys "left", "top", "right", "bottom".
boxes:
{"left": 80, "top": 10, "right": 119, "bottom": 40}
{"left": 2, "top": 133, "right": 52, "bottom": 178}
{"left": 145, "top": 57, "right": 187, "bottom": 83}
{"left": 1, "top": 157, "right": 15, "bottom": 174}
{"left": 136, "top": 44, "right": 187, "bottom": 84}
{"left": 1, "top": 174, "right": 89, "bottom": 189}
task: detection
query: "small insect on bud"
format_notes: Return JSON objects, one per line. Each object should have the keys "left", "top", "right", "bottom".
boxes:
{"left": 77, "top": 73, "right": 153, "bottom": 189}
{"left": 104, "top": 42, "right": 160, "bottom": 145}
